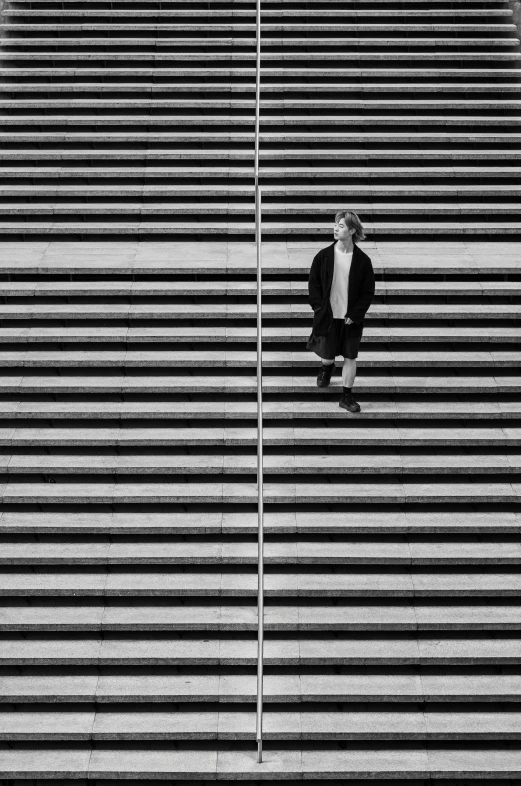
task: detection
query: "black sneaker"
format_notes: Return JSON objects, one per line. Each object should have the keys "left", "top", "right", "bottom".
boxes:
{"left": 317, "top": 364, "right": 335, "bottom": 388}
{"left": 339, "top": 392, "right": 361, "bottom": 413}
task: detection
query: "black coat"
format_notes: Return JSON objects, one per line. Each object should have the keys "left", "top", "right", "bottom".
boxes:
{"left": 308, "top": 242, "right": 375, "bottom": 337}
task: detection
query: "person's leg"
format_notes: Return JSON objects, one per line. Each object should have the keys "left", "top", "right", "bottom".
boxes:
{"left": 317, "top": 357, "right": 335, "bottom": 387}
{"left": 339, "top": 334, "right": 361, "bottom": 412}
{"left": 314, "top": 321, "right": 339, "bottom": 388}
{"left": 342, "top": 358, "right": 356, "bottom": 388}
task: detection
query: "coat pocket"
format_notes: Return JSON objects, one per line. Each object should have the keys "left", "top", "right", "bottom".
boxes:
{"left": 312, "top": 302, "right": 327, "bottom": 328}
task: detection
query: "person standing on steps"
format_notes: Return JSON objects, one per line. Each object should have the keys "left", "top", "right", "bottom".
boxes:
{"left": 306, "top": 210, "right": 375, "bottom": 413}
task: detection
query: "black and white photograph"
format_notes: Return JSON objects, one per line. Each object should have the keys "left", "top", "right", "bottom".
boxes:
{"left": 0, "top": 0, "right": 520, "bottom": 778}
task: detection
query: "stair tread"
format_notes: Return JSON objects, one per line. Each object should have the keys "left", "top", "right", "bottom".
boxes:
{"left": 0, "top": 278, "right": 518, "bottom": 294}
{"left": 10, "top": 0, "right": 513, "bottom": 3}
{"left": 0, "top": 303, "right": 518, "bottom": 316}
{"left": 0, "top": 672, "right": 521, "bottom": 700}
{"left": 0, "top": 709, "right": 520, "bottom": 740}
{"left": 1, "top": 539, "right": 518, "bottom": 564}
{"left": 2, "top": 570, "right": 521, "bottom": 595}
{"left": 0, "top": 350, "right": 520, "bottom": 368}
{"left": 4, "top": 185, "right": 521, "bottom": 195}
{"left": 2, "top": 18, "right": 514, "bottom": 25}
{"left": 2, "top": 70, "right": 519, "bottom": 77}
{"left": 2, "top": 223, "right": 521, "bottom": 235}
{"left": 1, "top": 635, "right": 519, "bottom": 664}
{"left": 1, "top": 745, "right": 521, "bottom": 778}
{"left": 0, "top": 375, "right": 519, "bottom": 394}
{"left": 1, "top": 425, "right": 521, "bottom": 446}
{"left": 0, "top": 40, "right": 519, "bottom": 51}
{"left": 3, "top": 110, "right": 521, "bottom": 121}
{"left": 3, "top": 452, "right": 521, "bottom": 473}
{"left": 1, "top": 326, "right": 521, "bottom": 341}
{"left": 4, "top": 103, "right": 521, "bottom": 111}
{"left": 6, "top": 203, "right": 521, "bottom": 217}
{"left": 5, "top": 163, "right": 521, "bottom": 170}
{"left": 8, "top": 84, "right": 520, "bottom": 93}
{"left": 1, "top": 602, "right": 520, "bottom": 630}
{"left": 5, "top": 7, "right": 513, "bottom": 14}
{"left": 4, "top": 147, "right": 521, "bottom": 156}
{"left": 1, "top": 510, "right": 518, "bottom": 534}
{"left": 4, "top": 52, "right": 520, "bottom": 60}
{"left": 0, "top": 400, "right": 520, "bottom": 420}
{"left": 0, "top": 240, "right": 518, "bottom": 274}
{"left": 3, "top": 131, "right": 521, "bottom": 144}
{"left": 0, "top": 480, "right": 519, "bottom": 504}
{"left": 0, "top": 426, "right": 520, "bottom": 447}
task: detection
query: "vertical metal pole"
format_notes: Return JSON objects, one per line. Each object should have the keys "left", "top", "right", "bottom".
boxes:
{"left": 254, "top": 0, "right": 264, "bottom": 765}
{"left": 255, "top": 189, "right": 264, "bottom": 765}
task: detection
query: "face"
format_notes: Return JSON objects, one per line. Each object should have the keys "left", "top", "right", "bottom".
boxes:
{"left": 334, "top": 217, "right": 355, "bottom": 242}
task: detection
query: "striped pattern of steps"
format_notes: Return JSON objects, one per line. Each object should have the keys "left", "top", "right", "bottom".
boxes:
{"left": 1, "top": 0, "right": 521, "bottom": 236}
{"left": 0, "top": 238, "right": 520, "bottom": 779}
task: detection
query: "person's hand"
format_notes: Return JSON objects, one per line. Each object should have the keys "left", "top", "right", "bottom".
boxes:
{"left": 345, "top": 317, "right": 354, "bottom": 325}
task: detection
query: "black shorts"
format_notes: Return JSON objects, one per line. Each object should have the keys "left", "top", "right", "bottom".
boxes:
{"left": 306, "top": 318, "right": 362, "bottom": 360}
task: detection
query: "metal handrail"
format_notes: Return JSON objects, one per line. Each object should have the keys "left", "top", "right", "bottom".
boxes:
{"left": 254, "top": 0, "right": 264, "bottom": 764}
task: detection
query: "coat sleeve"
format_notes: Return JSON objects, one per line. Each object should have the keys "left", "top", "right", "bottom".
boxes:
{"left": 347, "top": 257, "right": 375, "bottom": 326}
{"left": 308, "top": 252, "right": 323, "bottom": 311}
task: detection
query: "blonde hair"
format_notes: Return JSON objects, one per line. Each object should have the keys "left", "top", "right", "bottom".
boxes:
{"left": 334, "top": 210, "right": 366, "bottom": 242}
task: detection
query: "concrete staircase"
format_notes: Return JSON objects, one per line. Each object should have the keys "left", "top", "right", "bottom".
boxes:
{"left": 1, "top": 0, "right": 521, "bottom": 780}
{"left": 1, "top": 0, "right": 521, "bottom": 236}
{"left": 0, "top": 238, "right": 520, "bottom": 779}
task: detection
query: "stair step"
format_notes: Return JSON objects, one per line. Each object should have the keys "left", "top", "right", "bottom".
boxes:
{"left": 3, "top": 222, "right": 521, "bottom": 235}
{"left": 10, "top": 425, "right": 521, "bottom": 447}
{"left": 4, "top": 7, "right": 513, "bottom": 15}
{"left": 2, "top": 570, "right": 521, "bottom": 596}
{"left": 3, "top": 112, "right": 521, "bottom": 124}
{"left": 4, "top": 149, "right": 521, "bottom": 161}
{"left": 1, "top": 602, "right": 520, "bottom": 631}
{"left": 1, "top": 635, "right": 519, "bottom": 665}
{"left": 0, "top": 481, "right": 519, "bottom": 503}
{"left": 1, "top": 327, "right": 520, "bottom": 343}
{"left": 0, "top": 252, "right": 518, "bottom": 275}
{"left": 18, "top": 164, "right": 521, "bottom": 178}
{"left": 10, "top": 0, "right": 515, "bottom": 4}
{"left": 1, "top": 745, "right": 521, "bottom": 779}
{"left": 2, "top": 17, "right": 515, "bottom": 25}
{"left": 3, "top": 102, "right": 521, "bottom": 112}
{"left": 0, "top": 672, "right": 521, "bottom": 700}
{"left": 0, "top": 241, "right": 517, "bottom": 275}
{"left": 0, "top": 401, "right": 520, "bottom": 421}
{"left": 5, "top": 185, "right": 521, "bottom": 196}
{"left": 1, "top": 39, "right": 517, "bottom": 48}
{"left": 6, "top": 203, "right": 521, "bottom": 217}
{"left": 0, "top": 426, "right": 518, "bottom": 448}
{"left": 0, "top": 375, "right": 519, "bottom": 394}
{"left": 9, "top": 86, "right": 521, "bottom": 96}
{"left": 0, "top": 279, "right": 517, "bottom": 295}
{"left": 0, "top": 709, "right": 520, "bottom": 741}
{"left": 0, "top": 303, "right": 519, "bottom": 319}
{"left": 1, "top": 539, "right": 519, "bottom": 565}
{"left": 2, "top": 133, "right": 521, "bottom": 149}
{"left": 3, "top": 452, "right": 521, "bottom": 474}
{"left": 1, "top": 40, "right": 519, "bottom": 52}
{"left": 2, "top": 70, "right": 519, "bottom": 78}
{"left": 0, "top": 351, "right": 519, "bottom": 368}
{"left": 3, "top": 53, "right": 520, "bottom": 62}
{"left": 1, "top": 510, "right": 519, "bottom": 535}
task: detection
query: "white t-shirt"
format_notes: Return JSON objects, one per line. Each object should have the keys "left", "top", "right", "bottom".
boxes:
{"left": 329, "top": 245, "right": 353, "bottom": 319}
